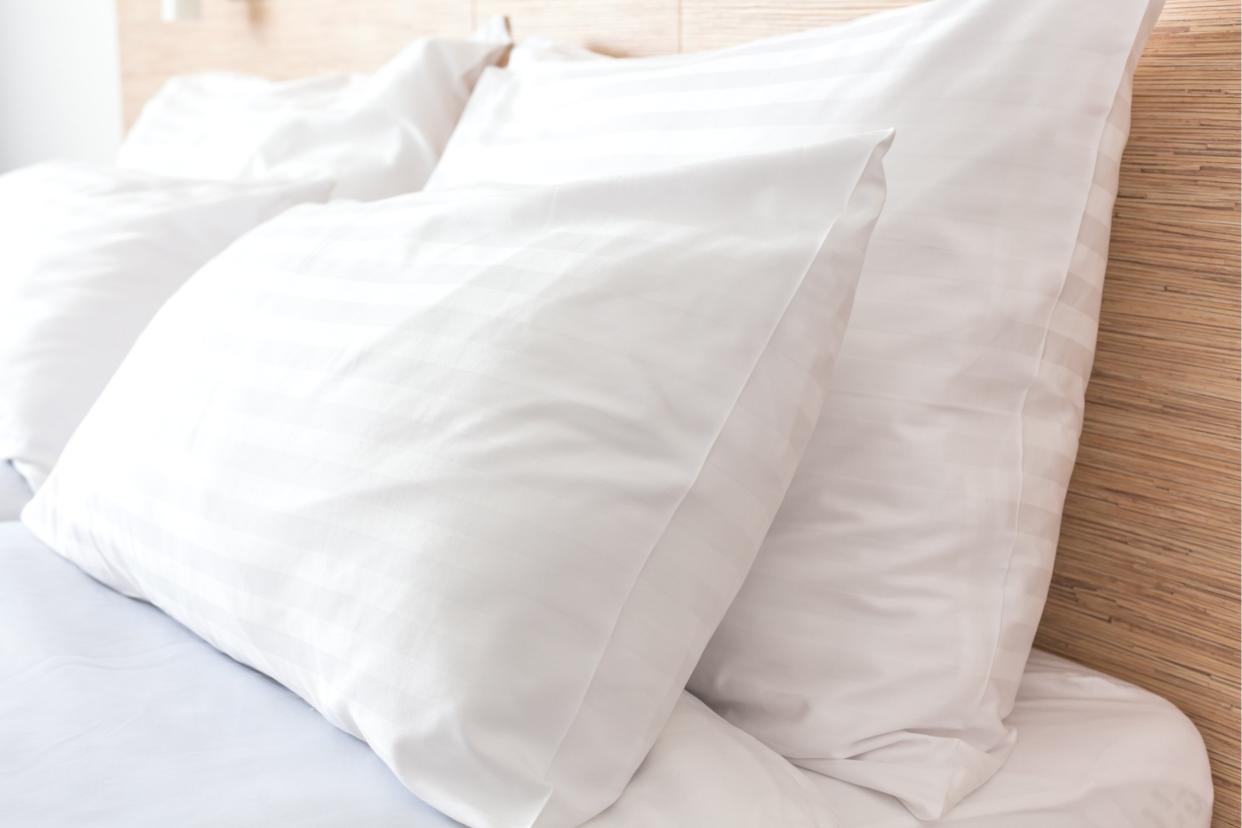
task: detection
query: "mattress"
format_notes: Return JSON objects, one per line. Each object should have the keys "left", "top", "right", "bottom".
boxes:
{"left": 0, "top": 461, "right": 31, "bottom": 521}
{"left": 0, "top": 520, "right": 1212, "bottom": 827}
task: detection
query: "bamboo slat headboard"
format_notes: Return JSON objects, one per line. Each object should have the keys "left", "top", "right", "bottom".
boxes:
{"left": 116, "top": 1, "right": 1241, "bottom": 824}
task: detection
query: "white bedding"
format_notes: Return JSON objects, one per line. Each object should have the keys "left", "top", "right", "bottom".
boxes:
{"left": 813, "top": 650, "right": 1214, "bottom": 828}
{"left": 0, "top": 520, "right": 1211, "bottom": 827}
{"left": 0, "top": 462, "right": 30, "bottom": 521}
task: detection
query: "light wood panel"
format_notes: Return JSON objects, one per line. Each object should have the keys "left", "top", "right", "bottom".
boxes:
{"left": 116, "top": 0, "right": 473, "bottom": 125}
{"left": 116, "top": 1, "right": 1240, "bottom": 825}
{"left": 475, "top": 0, "right": 677, "bottom": 56}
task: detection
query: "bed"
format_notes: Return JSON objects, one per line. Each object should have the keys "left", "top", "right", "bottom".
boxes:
{"left": 0, "top": 0, "right": 1234, "bottom": 826}
{"left": 110, "top": 3, "right": 1242, "bottom": 823}
{"left": 0, "top": 519, "right": 1212, "bottom": 826}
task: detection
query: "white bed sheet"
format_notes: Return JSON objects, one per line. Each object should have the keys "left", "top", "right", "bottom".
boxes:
{"left": 811, "top": 649, "right": 1214, "bottom": 828}
{"left": 0, "top": 520, "right": 1212, "bottom": 827}
{"left": 0, "top": 462, "right": 31, "bottom": 521}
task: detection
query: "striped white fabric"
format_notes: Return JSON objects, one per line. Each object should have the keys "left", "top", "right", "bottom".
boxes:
{"left": 0, "top": 162, "right": 329, "bottom": 491}
{"left": 25, "top": 134, "right": 891, "bottom": 828}
{"left": 428, "top": 0, "right": 1165, "bottom": 816}
{"left": 117, "top": 22, "right": 510, "bottom": 201}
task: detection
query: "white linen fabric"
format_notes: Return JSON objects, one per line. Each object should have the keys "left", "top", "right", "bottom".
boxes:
{"left": 0, "top": 161, "right": 329, "bottom": 492}
{"left": 117, "top": 21, "right": 510, "bottom": 200}
{"left": 427, "top": 0, "right": 1165, "bottom": 814}
{"left": 25, "top": 134, "right": 891, "bottom": 828}
{"left": 0, "top": 462, "right": 31, "bottom": 521}
{"left": 811, "top": 650, "right": 1214, "bottom": 828}
{"left": 0, "top": 521, "right": 829, "bottom": 828}
{"left": 0, "top": 520, "right": 1211, "bottom": 828}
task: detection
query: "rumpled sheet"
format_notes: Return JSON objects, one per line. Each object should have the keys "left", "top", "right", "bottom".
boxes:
{"left": 0, "top": 520, "right": 1212, "bottom": 827}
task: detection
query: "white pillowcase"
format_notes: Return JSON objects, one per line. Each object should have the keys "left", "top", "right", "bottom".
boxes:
{"left": 25, "top": 133, "right": 891, "bottom": 828}
{"left": 117, "top": 22, "right": 510, "bottom": 200}
{"left": 428, "top": 0, "right": 1164, "bottom": 816}
{"left": 0, "top": 162, "right": 329, "bottom": 491}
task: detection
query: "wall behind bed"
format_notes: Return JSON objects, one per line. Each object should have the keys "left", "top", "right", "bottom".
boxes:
{"left": 115, "top": 1, "right": 1241, "bottom": 825}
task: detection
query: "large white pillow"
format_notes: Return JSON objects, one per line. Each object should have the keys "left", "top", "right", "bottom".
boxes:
{"left": 24, "top": 133, "right": 891, "bottom": 828}
{"left": 0, "top": 162, "right": 329, "bottom": 491}
{"left": 428, "top": 0, "right": 1164, "bottom": 816}
{"left": 117, "top": 22, "right": 510, "bottom": 200}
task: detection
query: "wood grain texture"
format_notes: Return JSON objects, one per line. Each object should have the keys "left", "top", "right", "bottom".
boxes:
{"left": 116, "top": 0, "right": 472, "bottom": 126}
{"left": 116, "top": 1, "right": 1240, "bottom": 824}
{"left": 474, "top": 0, "right": 677, "bottom": 56}
{"left": 1036, "top": 3, "right": 1241, "bottom": 826}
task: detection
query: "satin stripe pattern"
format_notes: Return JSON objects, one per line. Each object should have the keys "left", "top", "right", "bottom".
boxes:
{"left": 25, "top": 135, "right": 891, "bottom": 828}
{"left": 427, "top": 0, "right": 1164, "bottom": 816}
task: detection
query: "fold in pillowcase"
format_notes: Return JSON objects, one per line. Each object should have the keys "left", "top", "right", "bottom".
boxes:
{"left": 25, "top": 132, "right": 892, "bottom": 828}
{"left": 0, "top": 162, "right": 330, "bottom": 492}
{"left": 117, "top": 19, "right": 511, "bottom": 200}
{"left": 428, "top": 0, "right": 1166, "bottom": 816}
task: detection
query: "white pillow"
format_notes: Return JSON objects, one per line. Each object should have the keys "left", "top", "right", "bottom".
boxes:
{"left": 0, "top": 162, "right": 329, "bottom": 491}
{"left": 24, "top": 133, "right": 891, "bottom": 828}
{"left": 428, "top": 0, "right": 1164, "bottom": 816}
{"left": 117, "top": 22, "right": 510, "bottom": 200}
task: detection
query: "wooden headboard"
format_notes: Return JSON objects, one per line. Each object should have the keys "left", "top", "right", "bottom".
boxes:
{"left": 116, "top": 1, "right": 1242, "bottom": 824}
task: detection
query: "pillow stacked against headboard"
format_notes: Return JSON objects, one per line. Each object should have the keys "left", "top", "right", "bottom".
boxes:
{"left": 0, "top": 171, "right": 332, "bottom": 522}
{"left": 0, "top": 163, "right": 331, "bottom": 496}
{"left": 428, "top": 0, "right": 1163, "bottom": 817}
{"left": 25, "top": 133, "right": 894, "bottom": 827}
{"left": 0, "top": 26, "right": 510, "bottom": 509}
{"left": 118, "top": 20, "right": 511, "bottom": 200}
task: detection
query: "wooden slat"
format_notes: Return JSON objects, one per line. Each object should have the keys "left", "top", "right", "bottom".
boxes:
{"left": 115, "top": 1, "right": 1241, "bottom": 825}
